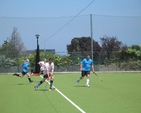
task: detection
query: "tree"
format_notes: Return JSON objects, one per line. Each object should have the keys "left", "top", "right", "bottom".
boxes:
{"left": 118, "top": 45, "right": 141, "bottom": 70}
{"left": 67, "top": 37, "right": 101, "bottom": 61}
{"left": 67, "top": 37, "right": 101, "bottom": 52}
{"left": 1, "top": 27, "right": 25, "bottom": 58}
{"left": 100, "top": 36, "right": 124, "bottom": 60}
{"left": 118, "top": 44, "right": 141, "bottom": 61}
{"left": 117, "top": 45, "right": 128, "bottom": 61}
{"left": 1, "top": 40, "right": 9, "bottom": 51}
{"left": 0, "top": 55, "right": 16, "bottom": 72}
{"left": 130, "top": 45, "right": 141, "bottom": 51}
{"left": 100, "top": 36, "right": 124, "bottom": 51}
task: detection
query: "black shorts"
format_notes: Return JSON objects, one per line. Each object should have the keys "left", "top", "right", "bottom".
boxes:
{"left": 81, "top": 71, "right": 90, "bottom": 77}
{"left": 43, "top": 74, "right": 48, "bottom": 78}
{"left": 22, "top": 71, "right": 27, "bottom": 75}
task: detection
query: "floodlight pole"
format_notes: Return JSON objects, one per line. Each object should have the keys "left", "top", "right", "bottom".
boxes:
{"left": 35, "top": 34, "right": 39, "bottom": 45}
{"left": 44, "top": 39, "right": 46, "bottom": 53}
{"left": 90, "top": 14, "right": 94, "bottom": 61}
{"left": 35, "top": 34, "right": 40, "bottom": 73}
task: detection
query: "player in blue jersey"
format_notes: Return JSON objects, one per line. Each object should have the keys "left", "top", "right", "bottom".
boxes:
{"left": 76, "top": 53, "right": 94, "bottom": 87}
{"left": 13, "top": 59, "right": 33, "bottom": 83}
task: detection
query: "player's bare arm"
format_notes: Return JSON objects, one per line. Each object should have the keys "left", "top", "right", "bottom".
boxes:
{"left": 91, "top": 65, "right": 94, "bottom": 72}
{"left": 80, "top": 64, "right": 82, "bottom": 71}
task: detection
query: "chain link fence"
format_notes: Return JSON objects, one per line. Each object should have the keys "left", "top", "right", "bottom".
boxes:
{"left": 0, "top": 51, "right": 141, "bottom": 73}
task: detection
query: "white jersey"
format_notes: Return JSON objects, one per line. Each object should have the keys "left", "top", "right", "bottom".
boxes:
{"left": 40, "top": 66, "right": 44, "bottom": 71}
{"left": 39, "top": 61, "right": 48, "bottom": 74}
{"left": 46, "top": 62, "right": 54, "bottom": 72}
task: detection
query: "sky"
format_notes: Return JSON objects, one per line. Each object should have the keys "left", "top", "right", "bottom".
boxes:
{"left": 0, "top": 0, "right": 141, "bottom": 53}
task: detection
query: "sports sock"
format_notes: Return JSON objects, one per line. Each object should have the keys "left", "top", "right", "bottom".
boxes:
{"left": 50, "top": 80, "right": 53, "bottom": 89}
{"left": 36, "top": 81, "right": 43, "bottom": 87}
{"left": 28, "top": 78, "right": 32, "bottom": 82}
{"left": 77, "top": 78, "right": 80, "bottom": 82}
{"left": 86, "top": 79, "right": 90, "bottom": 85}
{"left": 13, "top": 73, "right": 19, "bottom": 76}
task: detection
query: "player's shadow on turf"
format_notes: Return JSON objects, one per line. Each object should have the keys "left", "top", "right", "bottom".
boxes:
{"left": 31, "top": 80, "right": 39, "bottom": 82}
{"left": 18, "top": 83, "right": 24, "bottom": 85}
{"left": 35, "top": 89, "right": 50, "bottom": 91}
{"left": 12, "top": 83, "right": 30, "bottom": 85}
{"left": 74, "top": 85, "right": 86, "bottom": 87}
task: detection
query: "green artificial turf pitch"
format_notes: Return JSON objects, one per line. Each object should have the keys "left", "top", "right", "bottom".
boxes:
{"left": 0, "top": 72, "right": 141, "bottom": 113}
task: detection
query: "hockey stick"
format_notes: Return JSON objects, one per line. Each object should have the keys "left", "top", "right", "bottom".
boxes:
{"left": 93, "top": 71, "right": 103, "bottom": 81}
{"left": 44, "top": 82, "right": 48, "bottom": 91}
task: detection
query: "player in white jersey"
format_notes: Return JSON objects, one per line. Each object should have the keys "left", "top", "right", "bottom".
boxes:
{"left": 34, "top": 58, "right": 49, "bottom": 90}
{"left": 38, "top": 58, "right": 46, "bottom": 75}
{"left": 47, "top": 58, "right": 55, "bottom": 89}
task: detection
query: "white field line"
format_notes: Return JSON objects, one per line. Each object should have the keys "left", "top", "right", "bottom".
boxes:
{"left": 40, "top": 75, "right": 86, "bottom": 113}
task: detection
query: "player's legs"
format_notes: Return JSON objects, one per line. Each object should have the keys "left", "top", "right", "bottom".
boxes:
{"left": 13, "top": 72, "right": 24, "bottom": 78}
{"left": 26, "top": 72, "right": 33, "bottom": 83}
{"left": 39, "top": 71, "right": 42, "bottom": 75}
{"left": 86, "top": 71, "right": 90, "bottom": 87}
{"left": 76, "top": 71, "right": 85, "bottom": 84}
{"left": 34, "top": 74, "right": 48, "bottom": 90}
{"left": 49, "top": 73, "right": 55, "bottom": 89}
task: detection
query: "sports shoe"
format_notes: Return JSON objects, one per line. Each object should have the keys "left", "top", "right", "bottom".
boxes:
{"left": 49, "top": 89, "right": 51, "bottom": 91}
{"left": 76, "top": 80, "right": 79, "bottom": 84}
{"left": 30, "top": 80, "right": 33, "bottom": 83}
{"left": 34, "top": 86, "right": 38, "bottom": 90}
{"left": 86, "top": 84, "right": 90, "bottom": 87}
{"left": 13, "top": 73, "right": 17, "bottom": 76}
{"left": 50, "top": 86, "right": 55, "bottom": 90}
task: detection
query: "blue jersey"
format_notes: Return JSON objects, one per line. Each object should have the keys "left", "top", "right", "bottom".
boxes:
{"left": 22, "top": 62, "right": 29, "bottom": 73}
{"left": 81, "top": 58, "right": 93, "bottom": 71}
